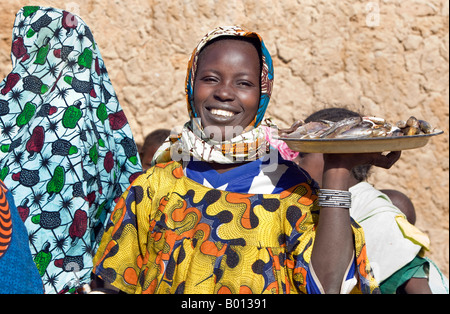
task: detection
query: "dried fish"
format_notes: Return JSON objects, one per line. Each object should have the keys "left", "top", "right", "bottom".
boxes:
{"left": 338, "top": 126, "right": 374, "bottom": 138}
{"left": 281, "top": 121, "right": 329, "bottom": 138}
{"left": 319, "top": 117, "right": 362, "bottom": 138}
{"left": 371, "top": 127, "right": 390, "bottom": 137}
{"left": 396, "top": 120, "right": 407, "bottom": 128}
{"left": 402, "top": 126, "right": 420, "bottom": 136}
{"left": 363, "top": 116, "right": 386, "bottom": 125}
{"left": 406, "top": 116, "right": 420, "bottom": 128}
{"left": 279, "top": 120, "right": 305, "bottom": 135}
{"left": 387, "top": 127, "right": 404, "bottom": 137}
{"left": 279, "top": 115, "right": 436, "bottom": 139}
{"left": 418, "top": 119, "right": 433, "bottom": 134}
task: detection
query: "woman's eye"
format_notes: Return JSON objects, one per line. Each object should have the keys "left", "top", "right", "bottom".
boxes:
{"left": 202, "top": 76, "right": 217, "bottom": 82}
{"left": 238, "top": 81, "right": 253, "bottom": 87}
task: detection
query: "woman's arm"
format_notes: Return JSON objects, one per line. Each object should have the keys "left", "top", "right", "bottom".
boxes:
{"left": 311, "top": 151, "right": 401, "bottom": 293}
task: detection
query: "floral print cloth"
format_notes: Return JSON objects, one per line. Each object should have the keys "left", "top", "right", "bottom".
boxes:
{"left": 0, "top": 6, "right": 142, "bottom": 293}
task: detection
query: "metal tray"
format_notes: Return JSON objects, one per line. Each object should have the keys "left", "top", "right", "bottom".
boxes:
{"left": 278, "top": 130, "right": 444, "bottom": 153}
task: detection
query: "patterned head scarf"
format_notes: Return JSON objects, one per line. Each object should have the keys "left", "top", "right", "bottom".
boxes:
{"left": 0, "top": 6, "right": 142, "bottom": 293}
{"left": 152, "top": 26, "right": 274, "bottom": 165}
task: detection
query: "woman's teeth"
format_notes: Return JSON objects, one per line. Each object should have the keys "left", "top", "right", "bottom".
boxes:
{"left": 210, "top": 109, "right": 235, "bottom": 117}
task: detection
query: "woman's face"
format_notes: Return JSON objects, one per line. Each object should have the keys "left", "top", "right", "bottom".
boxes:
{"left": 193, "top": 39, "right": 261, "bottom": 141}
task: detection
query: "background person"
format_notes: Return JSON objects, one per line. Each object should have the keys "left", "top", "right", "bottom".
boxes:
{"left": 139, "top": 128, "right": 171, "bottom": 170}
{"left": 294, "top": 107, "right": 449, "bottom": 294}
{"left": 0, "top": 179, "right": 43, "bottom": 294}
{"left": 0, "top": 6, "right": 142, "bottom": 293}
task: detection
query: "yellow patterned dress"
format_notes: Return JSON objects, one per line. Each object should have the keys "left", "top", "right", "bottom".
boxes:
{"left": 93, "top": 161, "right": 379, "bottom": 294}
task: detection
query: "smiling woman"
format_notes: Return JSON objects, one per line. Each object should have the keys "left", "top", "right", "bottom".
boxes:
{"left": 93, "top": 26, "right": 401, "bottom": 294}
{"left": 148, "top": 28, "right": 274, "bottom": 167}
{"left": 193, "top": 37, "right": 261, "bottom": 141}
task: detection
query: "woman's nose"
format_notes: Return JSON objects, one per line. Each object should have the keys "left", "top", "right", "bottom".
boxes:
{"left": 214, "top": 82, "right": 234, "bottom": 101}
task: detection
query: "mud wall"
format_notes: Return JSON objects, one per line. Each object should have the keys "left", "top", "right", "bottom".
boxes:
{"left": 1, "top": 0, "right": 448, "bottom": 279}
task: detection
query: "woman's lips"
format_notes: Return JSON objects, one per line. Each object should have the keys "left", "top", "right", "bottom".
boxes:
{"left": 210, "top": 108, "right": 236, "bottom": 117}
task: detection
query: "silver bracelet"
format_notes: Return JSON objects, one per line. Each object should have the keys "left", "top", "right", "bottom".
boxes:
{"left": 318, "top": 189, "right": 352, "bottom": 209}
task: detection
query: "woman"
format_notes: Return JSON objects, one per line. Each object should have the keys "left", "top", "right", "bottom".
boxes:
{"left": 0, "top": 6, "right": 142, "bottom": 293}
{"left": 93, "top": 26, "right": 400, "bottom": 294}
{"left": 0, "top": 179, "right": 43, "bottom": 294}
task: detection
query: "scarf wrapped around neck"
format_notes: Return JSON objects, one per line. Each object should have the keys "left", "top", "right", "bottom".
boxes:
{"left": 152, "top": 26, "right": 274, "bottom": 165}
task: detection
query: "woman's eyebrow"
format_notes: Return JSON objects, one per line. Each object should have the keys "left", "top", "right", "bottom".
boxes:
{"left": 234, "top": 71, "right": 258, "bottom": 77}
{"left": 197, "top": 69, "right": 221, "bottom": 75}
{"left": 198, "top": 69, "right": 257, "bottom": 77}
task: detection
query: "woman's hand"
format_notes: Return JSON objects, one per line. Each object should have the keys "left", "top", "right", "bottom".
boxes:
{"left": 323, "top": 151, "right": 401, "bottom": 171}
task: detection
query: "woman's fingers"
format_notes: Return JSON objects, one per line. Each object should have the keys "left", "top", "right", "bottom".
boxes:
{"left": 371, "top": 151, "right": 402, "bottom": 169}
{"left": 323, "top": 151, "right": 402, "bottom": 170}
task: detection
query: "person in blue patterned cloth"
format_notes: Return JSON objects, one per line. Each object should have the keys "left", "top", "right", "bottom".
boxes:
{"left": 0, "top": 6, "right": 142, "bottom": 293}
{"left": 0, "top": 179, "right": 43, "bottom": 294}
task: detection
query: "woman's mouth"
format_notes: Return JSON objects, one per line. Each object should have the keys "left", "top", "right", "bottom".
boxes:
{"left": 210, "top": 108, "right": 236, "bottom": 118}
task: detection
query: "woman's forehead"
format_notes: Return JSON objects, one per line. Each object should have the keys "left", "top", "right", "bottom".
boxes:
{"left": 197, "top": 39, "right": 260, "bottom": 70}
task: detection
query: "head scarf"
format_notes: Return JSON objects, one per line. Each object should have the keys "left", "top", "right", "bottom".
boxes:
{"left": 0, "top": 6, "right": 142, "bottom": 293}
{"left": 152, "top": 26, "right": 274, "bottom": 165}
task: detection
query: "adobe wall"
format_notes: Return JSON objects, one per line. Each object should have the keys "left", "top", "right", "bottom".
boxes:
{"left": 1, "top": 0, "right": 448, "bottom": 279}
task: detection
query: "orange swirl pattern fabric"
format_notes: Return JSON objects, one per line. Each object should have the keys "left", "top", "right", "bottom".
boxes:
{"left": 0, "top": 183, "right": 12, "bottom": 258}
{"left": 94, "top": 161, "right": 379, "bottom": 294}
{"left": 0, "top": 179, "right": 43, "bottom": 293}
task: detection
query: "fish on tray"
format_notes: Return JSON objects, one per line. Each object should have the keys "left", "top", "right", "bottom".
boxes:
{"left": 279, "top": 116, "right": 437, "bottom": 139}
